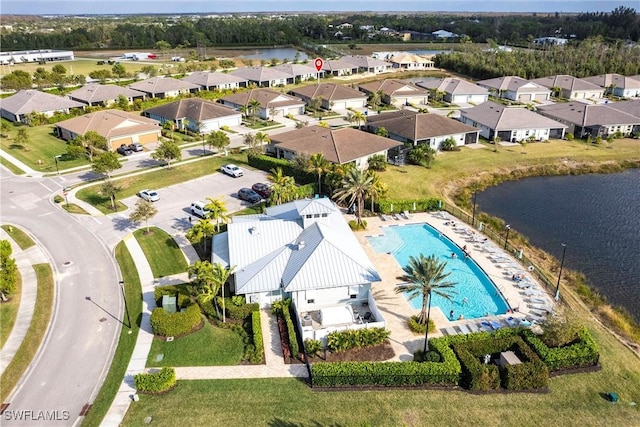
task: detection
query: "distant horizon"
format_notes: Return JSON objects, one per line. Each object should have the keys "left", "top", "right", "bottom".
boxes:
{"left": 1, "top": 1, "right": 637, "bottom": 16}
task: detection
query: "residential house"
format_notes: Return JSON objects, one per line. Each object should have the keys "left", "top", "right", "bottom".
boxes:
{"left": 432, "top": 30, "right": 460, "bottom": 39}
{"left": 0, "top": 90, "right": 84, "bottom": 123}
{"left": 582, "top": 74, "right": 640, "bottom": 98}
{"left": 212, "top": 197, "right": 386, "bottom": 342}
{"left": 288, "top": 83, "right": 367, "bottom": 111}
{"left": 67, "top": 83, "right": 146, "bottom": 107}
{"left": 365, "top": 110, "right": 480, "bottom": 149}
{"left": 459, "top": 101, "right": 566, "bottom": 141}
{"left": 476, "top": 76, "right": 551, "bottom": 102}
{"left": 530, "top": 75, "right": 604, "bottom": 100}
{"left": 219, "top": 88, "right": 305, "bottom": 119}
{"left": 267, "top": 125, "right": 402, "bottom": 169}
{"left": 321, "top": 58, "right": 359, "bottom": 76}
{"left": 416, "top": 77, "right": 489, "bottom": 104}
{"left": 128, "top": 76, "right": 200, "bottom": 99}
{"left": 270, "top": 63, "right": 322, "bottom": 83}
{"left": 341, "top": 55, "right": 392, "bottom": 74}
{"left": 533, "top": 37, "right": 568, "bottom": 46}
{"left": 230, "top": 66, "right": 290, "bottom": 87}
{"left": 389, "top": 54, "right": 435, "bottom": 71}
{"left": 181, "top": 71, "right": 248, "bottom": 91}
{"left": 399, "top": 30, "right": 431, "bottom": 41}
{"left": 358, "top": 79, "right": 429, "bottom": 107}
{"left": 54, "top": 109, "right": 161, "bottom": 150}
{"left": 142, "top": 98, "right": 242, "bottom": 134}
{"left": 537, "top": 102, "right": 640, "bottom": 138}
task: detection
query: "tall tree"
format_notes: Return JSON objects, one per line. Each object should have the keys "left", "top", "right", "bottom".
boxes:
{"left": 100, "top": 179, "right": 121, "bottom": 211}
{"left": 395, "top": 254, "right": 457, "bottom": 352}
{"left": 366, "top": 170, "right": 388, "bottom": 212}
{"left": 247, "top": 98, "right": 262, "bottom": 123}
{"left": 129, "top": 199, "right": 158, "bottom": 234}
{"left": 92, "top": 151, "right": 122, "bottom": 179}
{"left": 204, "top": 197, "right": 230, "bottom": 232}
{"left": 267, "top": 167, "right": 297, "bottom": 205}
{"left": 307, "top": 152, "right": 329, "bottom": 195}
{"left": 74, "top": 131, "right": 108, "bottom": 161}
{"left": 151, "top": 140, "right": 182, "bottom": 168}
{"left": 186, "top": 217, "right": 215, "bottom": 253}
{"left": 0, "top": 240, "right": 18, "bottom": 299}
{"left": 207, "top": 130, "right": 230, "bottom": 154}
{"left": 13, "top": 127, "right": 29, "bottom": 151}
{"left": 333, "top": 168, "right": 374, "bottom": 227}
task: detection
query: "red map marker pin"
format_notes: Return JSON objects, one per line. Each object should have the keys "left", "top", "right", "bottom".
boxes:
{"left": 314, "top": 57, "right": 323, "bottom": 72}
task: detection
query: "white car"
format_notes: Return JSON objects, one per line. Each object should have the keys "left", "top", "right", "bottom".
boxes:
{"left": 138, "top": 189, "right": 159, "bottom": 202}
{"left": 221, "top": 164, "right": 244, "bottom": 178}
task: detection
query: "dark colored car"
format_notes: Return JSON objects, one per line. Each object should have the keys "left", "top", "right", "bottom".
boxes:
{"left": 251, "top": 182, "right": 272, "bottom": 199}
{"left": 237, "top": 188, "right": 261, "bottom": 204}
{"left": 129, "top": 142, "right": 144, "bottom": 152}
{"left": 117, "top": 144, "right": 133, "bottom": 156}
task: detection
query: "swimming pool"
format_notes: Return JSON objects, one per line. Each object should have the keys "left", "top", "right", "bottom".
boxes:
{"left": 367, "top": 224, "right": 509, "bottom": 319}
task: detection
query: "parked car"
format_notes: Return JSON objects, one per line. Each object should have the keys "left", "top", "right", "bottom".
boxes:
{"left": 221, "top": 164, "right": 244, "bottom": 178}
{"left": 117, "top": 144, "right": 133, "bottom": 156}
{"left": 129, "top": 142, "right": 144, "bottom": 152}
{"left": 138, "top": 189, "right": 159, "bottom": 202}
{"left": 237, "top": 188, "right": 261, "bottom": 204}
{"left": 251, "top": 182, "right": 272, "bottom": 199}
{"left": 190, "top": 201, "right": 210, "bottom": 218}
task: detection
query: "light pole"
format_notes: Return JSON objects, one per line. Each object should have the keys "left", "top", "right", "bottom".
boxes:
{"left": 53, "top": 154, "right": 62, "bottom": 175}
{"left": 503, "top": 224, "right": 511, "bottom": 250}
{"left": 555, "top": 244, "right": 567, "bottom": 301}
{"left": 119, "top": 280, "right": 131, "bottom": 330}
{"left": 471, "top": 189, "right": 478, "bottom": 228}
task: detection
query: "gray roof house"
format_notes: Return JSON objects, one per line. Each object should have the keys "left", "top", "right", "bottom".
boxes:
{"left": 365, "top": 110, "right": 479, "bottom": 149}
{"left": 181, "top": 71, "right": 248, "bottom": 91}
{"left": 460, "top": 101, "right": 566, "bottom": 142}
{"left": 270, "top": 63, "right": 322, "bottom": 83}
{"left": 288, "top": 83, "right": 367, "bottom": 111}
{"left": 321, "top": 58, "right": 360, "bottom": 76}
{"left": 142, "top": 98, "right": 242, "bottom": 134}
{"left": 67, "top": 83, "right": 146, "bottom": 107}
{"left": 582, "top": 74, "right": 640, "bottom": 98}
{"left": 358, "top": 79, "right": 429, "bottom": 107}
{"left": 128, "top": 77, "right": 200, "bottom": 99}
{"left": 230, "top": 66, "right": 291, "bottom": 87}
{"left": 212, "top": 197, "right": 386, "bottom": 341}
{"left": 219, "top": 89, "right": 305, "bottom": 119}
{"left": 341, "top": 55, "right": 392, "bottom": 74}
{"left": 606, "top": 99, "right": 640, "bottom": 120}
{"left": 267, "top": 125, "right": 402, "bottom": 169}
{"left": 416, "top": 77, "right": 489, "bottom": 104}
{"left": 0, "top": 90, "right": 84, "bottom": 123}
{"left": 537, "top": 101, "right": 640, "bottom": 138}
{"left": 476, "top": 76, "right": 551, "bottom": 102}
{"left": 530, "top": 75, "right": 605, "bottom": 100}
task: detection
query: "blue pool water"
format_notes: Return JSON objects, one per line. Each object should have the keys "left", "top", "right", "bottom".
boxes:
{"left": 367, "top": 224, "right": 509, "bottom": 319}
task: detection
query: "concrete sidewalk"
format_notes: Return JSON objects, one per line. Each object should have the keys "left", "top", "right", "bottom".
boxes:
{"left": 0, "top": 149, "right": 43, "bottom": 177}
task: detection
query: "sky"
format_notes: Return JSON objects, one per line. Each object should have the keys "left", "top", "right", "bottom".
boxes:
{"left": 0, "top": 1, "right": 636, "bottom": 15}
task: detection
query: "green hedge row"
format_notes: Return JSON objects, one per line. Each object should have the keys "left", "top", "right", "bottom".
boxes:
{"left": 521, "top": 327, "right": 599, "bottom": 371}
{"left": 377, "top": 198, "right": 442, "bottom": 215}
{"left": 285, "top": 302, "right": 300, "bottom": 358}
{"left": 217, "top": 297, "right": 260, "bottom": 320}
{"left": 153, "top": 284, "right": 191, "bottom": 308}
{"left": 326, "top": 328, "right": 390, "bottom": 352}
{"left": 250, "top": 311, "right": 264, "bottom": 364}
{"left": 247, "top": 153, "right": 314, "bottom": 185}
{"left": 150, "top": 304, "right": 202, "bottom": 337}
{"left": 134, "top": 367, "right": 176, "bottom": 394}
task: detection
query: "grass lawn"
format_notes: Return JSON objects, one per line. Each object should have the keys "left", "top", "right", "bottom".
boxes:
{"left": 0, "top": 123, "right": 90, "bottom": 172}
{"left": 0, "top": 156, "right": 25, "bottom": 175}
{"left": 0, "top": 271, "right": 22, "bottom": 348}
{"left": 81, "top": 241, "right": 143, "bottom": 427}
{"left": 1, "top": 224, "right": 35, "bottom": 250}
{"left": 133, "top": 227, "right": 187, "bottom": 278}
{"left": 0, "top": 264, "right": 53, "bottom": 403}
{"left": 147, "top": 321, "right": 244, "bottom": 367}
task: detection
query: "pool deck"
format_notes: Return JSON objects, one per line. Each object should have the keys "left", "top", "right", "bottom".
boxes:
{"left": 352, "top": 211, "right": 555, "bottom": 361}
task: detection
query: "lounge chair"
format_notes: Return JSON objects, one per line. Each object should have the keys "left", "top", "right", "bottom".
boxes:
{"left": 434, "top": 211, "right": 449, "bottom": 220}
{"left": 526, "top": 297, "right": 548, "bottom": 304}
{"left": 480, "top": 321, "right": 493, "bottom": 332}
{"left": 457, "top": 324, "right": 471, "bottom": 334}
{"left": 519, "top": 318, "right": 533, "bottom": 327}
{"left": 401, "top": 210, "right": 412, "bottom": 220}
{"left": 391, "top": 213, "right": 400, "bottom": 220}
{"left": 528, "top": 303, "right": 553, "bottom": 312}
{"left": 489, "top": 320, "right": 502, "bottom": 330}
{"left": 523, "top": 289, "right": 545, "bottom": 297}
{"left": 514, "top": 281, "right": 532, "bottom": 289}
{"left": 505, "top": 316, "right": 518, "bottom": 327}
{"left": 466, "top": 323, "right": 480, "bottom": 333}
{"left": 441, "top": 327, "right": 457, "bottom": 336}
{"left": 528, "top": 308, "right": 548, "bottom": 318}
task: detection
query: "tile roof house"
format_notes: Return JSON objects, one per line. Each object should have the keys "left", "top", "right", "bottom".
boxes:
{"left": 181, "top": 71, "right": 248, "bottom": 91}
{"left": 128, "top": 77, "right": 200, "bottom": 99}
{"left": 220, "top": 89, "right": 305, "bottom": 119}
{"left": 267, "top": 125, "right": 402, "bottom": 169}
{"left": 582, "top": 73, "right": 640, "bottom": 98}
{"left": 530, "top": 75, "right": 605, "bottom": 100}
{"left": 212, "top": 197, "right": 386, "bottom": 341}
{"left": 416, "top": 77, "right": 489, "bottom": 104}
{"left": 321, "top": 58, "right": 360, "bottom": 76}
{"left": 537, "top": 101, "right": 640, "bottom": 138}
{"left": 0, "top": 90, "right": 84, "bottom": 123}
{"left": 288, "top": 83, "right": 367, "bottom": 111}
{"left": 230, "top": 66, "right": 291, "bottom": 87}
{"left": 358, "top": 79, "right": 429, "bottom": 107}
{"left": 340, "top": 55, "right": 392, "bottom": 74}
{"left": 270, "top": 63, "right": 322, "bottom": 83}
{"left": 389, "top": 53, "right": 435, "bottom": 71}
{"left": 460, "top": 101, "right": 566, "bottom": 142}
{"left": 476, "top": 76, "right": 551, "bottom": 102}
{"left": 365, "top": 110, "right": 479, "bottom": 149}
{"left": 67, "top": 83, "right": 146, "bottom": 107}
{"left": 142, "top": 98, "right": 242, "bottom": 134}
{"left": 54, "top": 109, "right": 161, "bottom": 150}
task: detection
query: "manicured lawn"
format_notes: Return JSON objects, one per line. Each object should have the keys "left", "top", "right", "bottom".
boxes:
{"left": 147, "top": 321, "right": 244, "bottom": 367}
{"left": 0, "top": 156, "right": 25, "bottom": 175}
{"left": 1, "top": 225, "right": 35, "bottom": 250}
{"left": 133, "top": 227, "right": 187, "bottom": 278}
{"left": 81, "top": 241, "right": 143, "bottom": 427}
{"left": 0, "top": 271, "right": 22, "bottom": 349}
{"left": 0, "top": 264, "right": 53, "bottom": 402}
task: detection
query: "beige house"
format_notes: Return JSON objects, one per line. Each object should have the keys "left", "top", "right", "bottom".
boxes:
{"left": 220, "top": 89, "right": 305, "bottom": 119}
{"left": 67, "top": 83, "right": 146, "bottom": 107}
{"left": 142, "top": 98, "right": 242, "bottom": 134}
{"left": 389, "top": 54, "right": 435, "bottom": 71}
{"left": 416, "top": 78, "right": 489, "bottom": 104}
{"left": 289, "top": 83, "right": 367, "bottom": 111}
{"left": 359, "top": 79, "right": 429, "bottom": 107}
{"left": 181, "top": 71, "right": 248, "bottom": 91}
{"left": 0, "top": 90, "right": 84, "bottom": 123}
{"left": 128, "top": 77, "right": 200, "bottom": 99}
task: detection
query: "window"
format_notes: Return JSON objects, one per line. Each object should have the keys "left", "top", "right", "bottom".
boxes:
{"left": 307, "top": 299, "right": 315, "bottom": 304}
{"left": 350, "top": 294, "right": 357, "bottom": 299}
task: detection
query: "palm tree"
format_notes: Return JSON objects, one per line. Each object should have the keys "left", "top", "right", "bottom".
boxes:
{"left": 351, "top": 110, "right": 366, "bottom": 129}
{"left": 395, "top": 254, "right": 457, "bottom": 352}
{"left": 248, "top": 98, "right": 262, "bottom": 123}
{"left": 205, "top": 197, "right": 230, "bottom": 232}
{"left": 254, "top": 131, "right": 270, "bottom": 151}
{"left": 366, "top": 171, "right": 388, "bottom": 213}
{"left": 333, "top": 168, "right": 373, "bottom": 227}
{"left": 186, "top": 217, "right": 215, "bottom": 253}
{"left": 211, "top": 262, "right": 234, "bottom": 323}
{"left": 307, "top": 152, "right": 329, "bottom": 195}
{"left": 267, "top": 167, "right": 296, "bottom": 205}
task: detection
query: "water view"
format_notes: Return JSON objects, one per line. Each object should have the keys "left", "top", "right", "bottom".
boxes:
{"left": 237, "top": 47, "right": 308, "bottom": 61}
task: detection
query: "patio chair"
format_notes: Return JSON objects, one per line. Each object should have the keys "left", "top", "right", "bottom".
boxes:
{"left": 505, "top": 316, "right": 518, "bottom": 327}
{"left": 457, "top": 324, "right": 471, "bottom": 334}
{"left": 444, "top": 327, "right": 458, "bottom": 336}
{"left": 401, "top": 210, "right": 412, "bottom": 220}
{"left": 363, "top": 312, "right": 372, "bottom": 321}
{"left": 379, "top": 213, "right": 388, "bottom": 221}
{"left": 480, "top": 321, "right": 493, "bottom": 332}
{"left": 489, "top": 320, "right": 502, "bottom": 330}
{"left": 391, "top": 213, "right": 400, "bottom": 220}
{"left": 522, "top": 289, "right": 545, "bottom": 297}
{"left": 466, "top": 323, "right": 480, "bottom": 333}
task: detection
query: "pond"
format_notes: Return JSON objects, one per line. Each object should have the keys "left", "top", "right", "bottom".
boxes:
{"left": 237, "top": 48, "right": 309, "bottom": 61}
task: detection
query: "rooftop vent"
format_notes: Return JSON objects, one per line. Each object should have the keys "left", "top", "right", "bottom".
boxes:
{"left": 297, "top": 241, "right": 306, "bottom": 250}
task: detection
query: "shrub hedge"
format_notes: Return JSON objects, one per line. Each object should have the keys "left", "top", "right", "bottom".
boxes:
{"left": 247, "top": 153, "right": 314, "bottom": 184}
{"left": 377, "top": 198, "right": 442, "bottom": 215}
{"left": 154, "top": 285, "right": 191, "bottom": 308}
{"left": 250, "top": 311, "right": 264, "bottom": 364}
{"left": 521, "top": 327, "right": 599, "bottom": 371}
{"left": 285, "top": 302, "right": 300, "bottom": 358}
{"left": 326, "top": 328, "right": 390, "bottom": 352}
{"left": 134, "top": 367, "right": 176, "bottom": 394}
{"left": 408, "top": 315, "right": 436, "bottom": 334}
{"left": 217, "top": 297, "right": 260, "bottom": 320}
{"left": 149, "top": 304, "right": 202, "bottom": 337}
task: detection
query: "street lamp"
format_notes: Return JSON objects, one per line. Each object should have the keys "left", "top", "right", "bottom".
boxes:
{"left": 555, "top": 244, "right": 567, "bottom": 301}
{"left": 471, "top": 189, "right": 478, "bottom": 228}
{"left": 119, "top": 280, "right": 132, "bottom": 331}
{"left": 53, "top": 154, "right": 62, "bottom": 176}
{"left": 504, "top": 224, "right": 511, "bottom": 250}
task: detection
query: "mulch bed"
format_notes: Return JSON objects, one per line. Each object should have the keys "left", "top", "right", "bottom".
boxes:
{"left": 308, "top": 343, "right": 395, "bottom": 363}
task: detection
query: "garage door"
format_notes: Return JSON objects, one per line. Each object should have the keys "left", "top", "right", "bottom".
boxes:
{"left": 519, "top": 94, "right": 532, "bottom": 102}
{"left": 139, "top": 132, "right": 159, "bottom": 144}
{"left": 111, "top": 137, "right": 132, "bottom": 150}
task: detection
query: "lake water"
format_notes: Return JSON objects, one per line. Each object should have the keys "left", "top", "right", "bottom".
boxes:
{"left": 477, "top": 170, "right": 640, "bottom": 321}
{"left": 237, "top": 48, "right": 308, "bottom": 61}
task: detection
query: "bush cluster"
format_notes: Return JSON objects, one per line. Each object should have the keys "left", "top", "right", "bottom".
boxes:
{"left": 247, "top": 153, "right": 314, "bottom": 185}
{"left": 134, "top": 367, "right": 176, "bottom": 394}
{"left": 377, "top": 198, "right": 441, "bottom": 215}
{"left": 272, "top": 299, "right": 300, "bottom": 358}
{"left": 304, "top": 339, "right": 323, "bottom": 356}
{"left": 347, "top": 219, "right": 367, "bottom": 230}
{"left": 408, "top": 315, "right": 436, "bottom": 334}
{"left": 521, "top": 327, "right": 599, "bottom": 371}
{"left": 149, "top": 304, "right": 202, "bottom": 337}
{"left": 326, "top": 328, "right": 390, "bottom": 353}
{"left": 154, "top": 285, "right": 191, "bottom": 308}
{"left": 217, "top": 297, "right": 260, "bottom": 320}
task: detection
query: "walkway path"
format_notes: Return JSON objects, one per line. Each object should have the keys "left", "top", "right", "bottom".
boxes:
{"left": 0, "top": 149, "right": 42, "bottom": 177}
{"left": 0, "top": 228, "right": 48, "bottom": 374}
